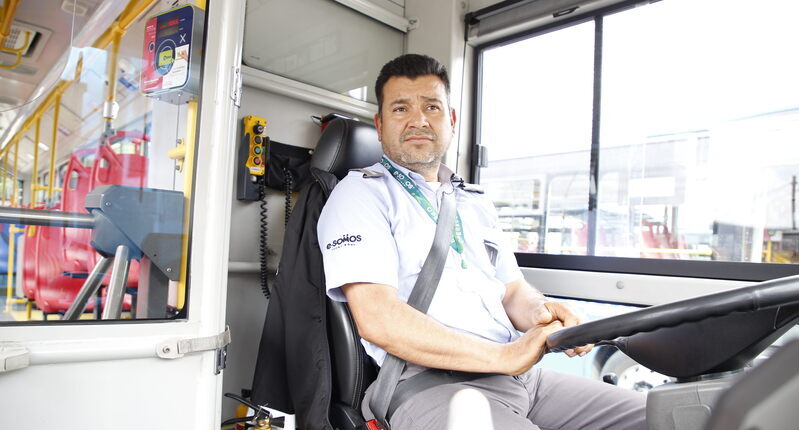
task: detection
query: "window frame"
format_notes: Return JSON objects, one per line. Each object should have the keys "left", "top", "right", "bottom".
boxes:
{"left": 469, "top": 0, "right": 799, "bottom": 282}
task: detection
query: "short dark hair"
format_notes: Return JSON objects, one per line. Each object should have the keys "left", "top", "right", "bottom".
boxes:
{"left": 375, "top": 54, "right": 450, "bottom": 114}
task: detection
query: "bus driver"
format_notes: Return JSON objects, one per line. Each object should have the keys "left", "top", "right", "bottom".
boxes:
{"left": 318, "top": 53, "right": 646, "bottom": 429}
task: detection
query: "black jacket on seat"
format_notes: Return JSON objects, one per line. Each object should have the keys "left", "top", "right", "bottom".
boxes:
{"left": 250, "top": 118, "right": 383, "bottom": 430}
{"left": 251, "top": 168, "right": 338, "bottom": 429}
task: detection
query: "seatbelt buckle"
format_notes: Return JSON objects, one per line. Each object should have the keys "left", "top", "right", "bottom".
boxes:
{"left": 364, "top": 419, "right": 389, "bottom": 430}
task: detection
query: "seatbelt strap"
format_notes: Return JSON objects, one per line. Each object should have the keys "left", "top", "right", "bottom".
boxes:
{"left": 386, "top": 369, "right": 494, "bottom": 421}
{"left": 368, "top": 181, "right": 458, "bottom": 428}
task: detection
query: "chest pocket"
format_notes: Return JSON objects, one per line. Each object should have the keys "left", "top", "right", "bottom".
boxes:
{"left": 484, "top": 239, "right": 499, "bottom": 267}
{"left": 474, "top": 223, "right": 506, "bottom": 272}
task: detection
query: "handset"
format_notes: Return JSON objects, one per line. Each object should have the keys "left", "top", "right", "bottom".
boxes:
{"left": 244, "top": 115, "right": 268, "bottom": 177}
{"left": 237, "top": 115, "right": 269, "bottom": 201}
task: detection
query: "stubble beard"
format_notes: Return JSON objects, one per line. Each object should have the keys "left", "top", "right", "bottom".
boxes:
{"left": 397, "top": 149, "right": 442, "bottom": 170}
{"left": 388, "top": 130, "right": 446, "bottom": 174}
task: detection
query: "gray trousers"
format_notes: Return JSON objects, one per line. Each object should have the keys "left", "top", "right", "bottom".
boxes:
{"left": 362, "top": 366, "right": 647, "bottom": 430}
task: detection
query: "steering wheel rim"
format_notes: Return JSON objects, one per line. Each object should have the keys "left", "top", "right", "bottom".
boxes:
{"left": 546, "top": 274, "right": 799, "bottom": 352}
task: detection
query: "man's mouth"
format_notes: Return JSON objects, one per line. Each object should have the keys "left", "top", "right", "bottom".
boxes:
{"left": 403, "top": 132, "right": 436, "bottom": 142}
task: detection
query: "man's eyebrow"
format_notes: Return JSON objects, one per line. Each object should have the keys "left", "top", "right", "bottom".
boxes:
{"left": 388, "top": 96, "right": 445, "bottom": 106}
{"left": 421, "top": 96, "right": 444, "bottom": 105}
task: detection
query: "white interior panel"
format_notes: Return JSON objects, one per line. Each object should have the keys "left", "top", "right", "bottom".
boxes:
{"left": 524, "top": 267, "right": 750, "bottom": 306}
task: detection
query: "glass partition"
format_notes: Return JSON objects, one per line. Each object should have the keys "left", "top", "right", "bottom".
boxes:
{"left": 0, "top": 1, "right": 206, "bottom": 323}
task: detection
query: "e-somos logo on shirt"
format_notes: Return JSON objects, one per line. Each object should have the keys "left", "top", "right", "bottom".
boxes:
{"left": 326, "top": 233, "right": 363, "bottom": 250}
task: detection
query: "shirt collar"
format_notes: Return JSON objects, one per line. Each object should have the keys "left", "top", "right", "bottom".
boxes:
{"left": 381, "top": 155, "right": 455, "bottom": 186}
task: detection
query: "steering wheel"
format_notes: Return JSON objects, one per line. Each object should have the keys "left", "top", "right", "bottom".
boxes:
{"left": 546, "top": 274, "right": 799, "bottom": 378}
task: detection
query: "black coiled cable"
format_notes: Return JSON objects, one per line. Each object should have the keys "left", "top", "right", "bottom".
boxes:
{"left": 259, "top": 182, "right": 270, "bottom": 299}
{"left": 283, "top": 168, "right": 293, "bottom": 226}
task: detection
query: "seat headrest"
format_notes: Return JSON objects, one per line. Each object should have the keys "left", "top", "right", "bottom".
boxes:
{"left": 310, "top": 118, "right": 383, "bottom": 180}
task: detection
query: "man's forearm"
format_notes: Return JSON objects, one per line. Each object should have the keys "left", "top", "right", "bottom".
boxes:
{"left": 343, "top": 282, "right": 551, "bottom": 375}
{"left": 344, "top": 282, "right": 507, "bottom": 372}
{"left": 502, "top": 278, "right": 549, "bottom": 332}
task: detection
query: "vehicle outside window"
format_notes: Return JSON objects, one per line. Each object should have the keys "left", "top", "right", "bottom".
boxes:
{"left": 476, "top": 0, "right": 799, "bottom": 272}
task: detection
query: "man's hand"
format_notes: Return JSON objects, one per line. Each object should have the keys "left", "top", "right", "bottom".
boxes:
{"left": 533, "top": 301, "right": 593, "bottom": 358}
{"left": 500, "top": 320, "right": 564, "bottom": 376}
{"left": 502, "top": 279, "right": 594, "bottom": 359}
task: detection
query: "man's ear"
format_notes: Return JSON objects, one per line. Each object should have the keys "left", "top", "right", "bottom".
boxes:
{"left": 450, "top": 108, "right": 457, "bottom": 131}
{"left": 374, "top": 113, "right": 383, "bottom": 141}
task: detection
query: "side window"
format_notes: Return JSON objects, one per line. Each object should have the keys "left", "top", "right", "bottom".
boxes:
{"left": 484, "top": 177, "right": 544, "bottom": 252}
{"left": 478, "top": 20, "right": 594, "bottom": 255}
{"left": 474, "top": 0, "right": 799, "bottom": 279}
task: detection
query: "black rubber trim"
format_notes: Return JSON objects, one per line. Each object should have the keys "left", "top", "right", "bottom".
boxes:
{"left": 516, "top": 253, "right": 799, "bottom": 282}
{"left": 465, "top": 0, "right": 530, "bottom": 25}
{"left": 469, "top": 0, "right": 644, "bottom": 52}
{"left": 586, "top": 15, "right": 602, "bottom": 255}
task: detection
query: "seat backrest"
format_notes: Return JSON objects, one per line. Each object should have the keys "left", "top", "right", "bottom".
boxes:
{"left": 311, "top": 118, "right": 384, "bottom": 180}
{"left": 312, "top": 118, "right": 383, "bottom": 421}
{"left": 328, "top": 300, "right": 379, "bottom": 414}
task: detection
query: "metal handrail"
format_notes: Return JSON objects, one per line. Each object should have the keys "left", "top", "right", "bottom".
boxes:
{"left": 0, "top": 206, "right": 95, "bottom": 310}
{"left": 0, "top": 207, "right": 95, "bottom": 229}
{"left": 0, "top": 31, "right": 31, "bottom": 70}
{"left": 0, "top": 0, "right": 20, "bottom": 47}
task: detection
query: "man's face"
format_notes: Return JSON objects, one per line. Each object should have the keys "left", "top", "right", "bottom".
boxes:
{"left": 374, "top": 75, "right": 457, "bottom": 172}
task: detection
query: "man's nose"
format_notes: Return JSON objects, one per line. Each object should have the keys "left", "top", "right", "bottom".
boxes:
{"left": 408, "top": 108, "right": 430, "bottom": 128}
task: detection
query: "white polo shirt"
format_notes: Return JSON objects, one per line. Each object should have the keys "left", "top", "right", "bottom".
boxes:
{"left": 318, "top": 156, "right": 523, "bottom": 366}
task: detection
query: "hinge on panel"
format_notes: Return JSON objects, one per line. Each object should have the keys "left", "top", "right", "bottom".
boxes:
{"left": 231, "top": 65, "right": 243, "bottom": 108}
{"left": 0, "top": 343, "right": 30, "bottom": 374}
{"left": 476, "top": 144, "right": 488, "bottom": 168}
{"left": 157, "top": 326, "right": 232, "bottom": 374}
{"left": 215, "top": 344, "right": 228, "bottom": 375}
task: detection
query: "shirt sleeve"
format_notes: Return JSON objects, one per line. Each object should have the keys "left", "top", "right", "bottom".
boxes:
{"left": 483, "top": 197, "right": 524, "bottom": 284}
{"left": 318, "top": 175, "right": 400, "bottom": 302}
{"left": 494, "top": 238, "right": 523, "bottom": 284}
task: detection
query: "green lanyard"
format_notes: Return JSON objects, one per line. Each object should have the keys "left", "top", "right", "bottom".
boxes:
{"left": 381, "top": 157, "right": 467, "bottom": 268}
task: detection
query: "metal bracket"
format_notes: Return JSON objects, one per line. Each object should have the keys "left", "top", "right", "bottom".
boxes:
{"left": 215, "top": 344, "right": 228, "bottom": 375}
{"left": 102, "top": 100, "right": 120, "bottom": 120}
{"left": 407, "top": 17, "right": 419, "bottom": 31}
{"left": 476, "top": 144, "right": 488, "bottom": 168}
{"left": 231, "top": 65, "right": 242, "bottom": 108}
{"left": 0, "top": 343, "right": 30, "bottom": 374}
{"left": 168, "top": 138, "right": 187, "bottom": 172}
{"left": 157, "top": 326, "right": 232, "bottom": 361}
{"left": 332, "top": 0, "right": 411, "bottom": 32}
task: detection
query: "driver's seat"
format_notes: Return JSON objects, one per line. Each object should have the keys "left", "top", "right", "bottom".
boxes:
{"left": 250, "top": 117, "right": 382, "bottom": 430}
{"left": 327, "top": 293, "right": 379, "bottom": 428}
{"left": 315, "top": 119, "right": 382, "bottom": 428}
